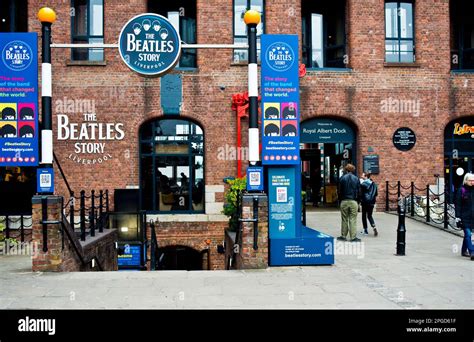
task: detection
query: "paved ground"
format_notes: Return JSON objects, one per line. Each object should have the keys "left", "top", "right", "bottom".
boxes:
{"left": 0, "top": 212, "right": 472, "bottom": 309}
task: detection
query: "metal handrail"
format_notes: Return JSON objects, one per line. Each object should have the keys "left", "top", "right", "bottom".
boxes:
{"left": 53, "top": 152, "right": 73, "bottom": 197}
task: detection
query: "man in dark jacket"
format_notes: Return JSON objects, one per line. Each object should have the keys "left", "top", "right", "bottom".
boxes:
{"left": 337, "top": 164, "right": 361, "bottom": 242}
{"left": 455, "top": 173, "right": 474, "bottom": 260}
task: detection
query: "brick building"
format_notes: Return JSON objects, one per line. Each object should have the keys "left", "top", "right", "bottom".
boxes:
{"left": 1, "top": 0, "right": 473, "bottom": 270}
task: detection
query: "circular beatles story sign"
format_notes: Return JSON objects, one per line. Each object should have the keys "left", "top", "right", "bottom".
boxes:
{"left": 393, "top": 127, "right": 416, "bottom": 151}
{"left": 119, "top": 13, "right": 182, "bottom": 76}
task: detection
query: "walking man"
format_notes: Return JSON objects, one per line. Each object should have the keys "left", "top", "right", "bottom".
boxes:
{"left": 337, "top": 164, "right": 361, "bottom": 242}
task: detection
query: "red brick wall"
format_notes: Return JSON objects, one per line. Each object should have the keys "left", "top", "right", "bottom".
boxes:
{"left": 25, "top": 1, "right": 474, "bottom": 231}
{"left": 147, "top": 221, "right": 227, "bottom": 270}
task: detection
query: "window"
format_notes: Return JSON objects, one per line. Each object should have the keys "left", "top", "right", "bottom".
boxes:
{"left": 71, "top": 0, "right": 104, "bottom": 61}
{"left": 233, "top": 0, "right": 264, "bottom": 63}
{"left": 385, "top": 1, "right": 414, "bottom": 63}
{"left": 302, "top": 0, "right": 346, "bottom": 68}
{"left": 451, "top": 1, "right": 474, "bottom": 70}
{"left": 0, "top": 0, "right": 28, "bottom": 32}
{"left": 148, "top": 0, "right": 197, "bottom": 68}
{"left": 140, "top": 119, "right": 204, "bottom": 213}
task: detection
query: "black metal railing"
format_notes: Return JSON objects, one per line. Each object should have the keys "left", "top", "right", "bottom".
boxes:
{"left": 0, "top": 213, "right": 33, "bottom": 243}
{"left": 62, "top": 189, "right": 110, "bottom": 241}
{"left": 59, "top": 200, "right": 104, "bottom": 271}
{"left": 385, "top": 181, "right": 460, "bottom": 231}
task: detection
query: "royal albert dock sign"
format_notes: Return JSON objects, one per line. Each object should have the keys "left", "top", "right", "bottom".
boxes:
{"left": 119, "top": 13, "right": 182, "bottom": 76}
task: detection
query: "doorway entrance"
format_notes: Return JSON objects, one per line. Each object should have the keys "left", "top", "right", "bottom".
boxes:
{"left": 139, "top": 118, "right": 205, "bottom": 213}
{"left": 300, "top": 118, "right": 356, "bottom": 208}
{"left": 0, "top": 166, "right": 36, "bottom": 215}
{"left": 157, "top": 245, "right": 203, "bottom": 270}
{"left": 444, "top": 116, "right": 474, "bottom": 202}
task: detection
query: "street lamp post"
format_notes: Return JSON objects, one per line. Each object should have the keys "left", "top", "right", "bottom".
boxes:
{"left": 38, "top": 7, "right": 56, "bottom": 171}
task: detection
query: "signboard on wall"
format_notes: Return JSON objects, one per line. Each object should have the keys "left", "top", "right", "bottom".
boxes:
{"left": 118, "top": 244, "right": 142, "bottom": 267}
{"left": 301, "top": 118, "right": 355, "bottom": 144}
{"left": 261, "top": 34, "right": 300, "bottom": 165}
{"left": 119, "top": 13, "right": 182, "bottom": 76}
{"left": 363, "top": 155, "right": 380, "bottom": 174}
{"left": 0, "top": 33, "right": 39, "bottom": 166}
{"left": 393, "top": 127, "right": 416, "bottom": 151}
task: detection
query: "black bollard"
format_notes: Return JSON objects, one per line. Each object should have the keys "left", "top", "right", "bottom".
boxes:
{"left": 396, "top": 199, "right": 406, "bottom": 256}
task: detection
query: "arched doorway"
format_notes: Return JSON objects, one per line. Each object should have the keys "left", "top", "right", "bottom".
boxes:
{"left": 444, "top": 116, "right": 474, "bottom": 201}
{"left": 139, "top": 118, "right": 205, "bottom": 213}
{"left": 157, "top": 245, "right": 204, "bottom": 270}
{"left": 300, "top": 117, "right": 357, "bottom": 207}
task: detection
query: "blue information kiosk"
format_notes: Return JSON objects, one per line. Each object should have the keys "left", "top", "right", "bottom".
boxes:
{"left": 260, "top": 34, "right": 334, "bottom": 266}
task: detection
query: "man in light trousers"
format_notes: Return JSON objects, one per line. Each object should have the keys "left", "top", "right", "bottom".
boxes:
{"left": 337, "top": 164, "right": 361, "bottom": 242}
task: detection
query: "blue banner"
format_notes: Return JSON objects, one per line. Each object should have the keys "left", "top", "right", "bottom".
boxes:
{"left": 268, "top": 167, "right": 296, "bottom": 239}
{"left": 261, "top": 34, "right": 300, "bottom": 165}
{"left": 0, "top": 33, "right": 39, "bottom": 166}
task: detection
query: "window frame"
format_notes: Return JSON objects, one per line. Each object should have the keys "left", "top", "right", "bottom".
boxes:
{"left": 451, "top": 1, "right": 474, "bottom": 71}
{"left": 384, "top": 1, "right": 415, "bottom": 63}
{"left": 70, "top": 0, "right": 104, "bottom": 61}
{"left": 232, "top": 0, "right": 265, "bottom": 63}
{"left": 147, "top": 1, "right": 198, "bottom": 69}
{"left": 139, "top": 118, "right": 205, "bottom": 214}
{"left": 301, "top": 0, "right": 348, "bottom": 70}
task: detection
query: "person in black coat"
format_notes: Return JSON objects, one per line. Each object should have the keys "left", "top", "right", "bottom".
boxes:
{"left": 455, "top": 173, "right": 474, "bottom": 260}
{"left": 360, "top": 172, "right": 378, "bottom": 236}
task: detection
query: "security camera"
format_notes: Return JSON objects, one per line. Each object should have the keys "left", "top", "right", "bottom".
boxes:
{"left": 219, "top": 85, "right": 226, "bottom": 90}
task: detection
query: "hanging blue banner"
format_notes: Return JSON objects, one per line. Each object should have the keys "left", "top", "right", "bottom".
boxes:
{"left": 261, "top": 34, "right": 300, "bottom": 165}
{"left": 0, "top": 33, "right": 39, "bottom": 166}
{"left": 268, "top": 167, "right": 296, "bottom": 239}
{"left": 119, "top": 13, "right": 182, "bottom": 76}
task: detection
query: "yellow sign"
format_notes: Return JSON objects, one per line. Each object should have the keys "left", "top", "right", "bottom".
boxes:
{"left": 453, "top": 123, "right": 474, "bottom": 137}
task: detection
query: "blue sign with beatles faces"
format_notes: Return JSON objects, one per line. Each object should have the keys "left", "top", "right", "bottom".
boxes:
{"left": 119, "top": 13, "right": 182, "bottom": 76}
{"left": 261, "top": 34, "right": 300, "bottom": 165}
{"left": 0, "top": 33, "right": 39, "bottom": 166}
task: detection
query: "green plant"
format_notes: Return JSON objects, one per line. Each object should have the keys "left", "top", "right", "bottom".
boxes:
{"left": 222, "top": 177, "right": 247, "bottom": 231}
{"left": 0, "top": 220, "right": 18, "bottom": 247}
{"left": 0, "top": 221, "right": 5, "bottom": 240}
